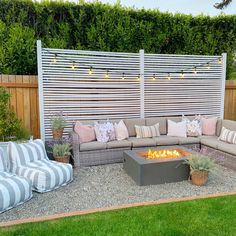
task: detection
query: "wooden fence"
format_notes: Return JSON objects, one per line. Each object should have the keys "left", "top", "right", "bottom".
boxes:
{"left": 224, "top": 80, "right": 236, "bottom": 121}
{"left": 0, "top": 75, "right": 235, "bottom": 139}
{"left": 0, "top": 74, "right": 40, "bottom": 138}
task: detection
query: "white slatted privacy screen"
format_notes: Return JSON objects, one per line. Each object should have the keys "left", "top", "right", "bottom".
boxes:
{"left": 37, "top": 40, "right": 226, "bottom": 139}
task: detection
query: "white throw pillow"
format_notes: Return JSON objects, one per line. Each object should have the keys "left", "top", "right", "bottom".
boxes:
{"left": 114, "top": 120, "right": 129, "bottom": 141}
{"left": 167, "top": 120, "right": 187, "bottom": 138}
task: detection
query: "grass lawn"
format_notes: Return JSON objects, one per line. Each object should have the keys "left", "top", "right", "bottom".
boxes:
{"left": 1, "top": 195, "right": 236, "bottom": 236}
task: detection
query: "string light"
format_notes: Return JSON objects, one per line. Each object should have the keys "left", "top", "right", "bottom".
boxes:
{"left": 181, "top": 70, "right": 185, "bottom": 79}
{"left": 137, "top": 74, "right": 140, "bottom": 81}
{"left": 71, "top": 61, "right": 76, "bottom": 70}
{"left": 122, "top": 73, "right": 125, "bottom": 80}
{"left": 167, "top": 73, "right": 171, "bottom": 80}
{"left": 105, "top": 70, "right": 109, "bottom": 79}
{"left": 89, "top": 66, "right": 93, "bottom": 75}
{"left": 52, "top": 54, "right": 57, "bottom": 63}
{"left": 44, "top": 49, "right": 223, "bottom": 80}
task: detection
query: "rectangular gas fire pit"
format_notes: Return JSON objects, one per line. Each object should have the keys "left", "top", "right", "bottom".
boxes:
{"left": 123, "top": 146, "right": 192, "bottom": 186}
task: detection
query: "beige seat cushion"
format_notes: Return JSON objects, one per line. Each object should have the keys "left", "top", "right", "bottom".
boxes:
{"left": 107, "top": 140, "right": 132, "bottom": 149}
{"left": 217, "top": 142, "right": 236, "bottom": 156}
{"left": 124, "top": 119, "right": 145, "bottom": 137}
{"left": 80, "top": 141, "right": 107, "bottom": 151}
{"left": 153, "top": 135, "right": 179, "bottom": 146}
{"left": 145, "top": 117, "right": 167, "bottom": 135}
{"left": 128, "top": 137, "right": 156, "bottom": 147}
{"left": 178, "top": 137, "right": 200, "bottom": 145}
{"left": 200, "top": 136, "right": 221, "bottom": 149}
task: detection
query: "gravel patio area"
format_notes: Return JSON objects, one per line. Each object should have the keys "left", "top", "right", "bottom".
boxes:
{"left": 1, "top": 163, "right": 236, "bottom": 223}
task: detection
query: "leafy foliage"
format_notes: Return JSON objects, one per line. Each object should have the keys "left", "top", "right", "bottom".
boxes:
{"left": 0, "top": 0, "right": 236, "bottom": 77}
{"left": 0, "top": 87, "right": 29, "bottom": 141}
{"left": 50, "top": 112, "right": 67, "bottom": 129}
{"left": 184, "top": 154, "right": 217, "bottom": 173}
{"left": 52, "top": 143, "right": 71, "bottom": 157}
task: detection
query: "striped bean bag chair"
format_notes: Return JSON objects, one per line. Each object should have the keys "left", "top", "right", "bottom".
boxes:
{"left": 0, "top": 147, "right": 32, "bottom": 213}
{"left": 8, "top": 139, "right": 73, "bottom": 193}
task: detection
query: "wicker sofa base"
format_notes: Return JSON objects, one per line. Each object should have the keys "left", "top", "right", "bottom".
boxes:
{"left": 73, "top": 144, "right": 201, "bottom": 167}
{"left": 201, "top": 145, "right": 236, "bottom": 171}
{"left": 73, "top": 148, "right": 130, "bottom": 167}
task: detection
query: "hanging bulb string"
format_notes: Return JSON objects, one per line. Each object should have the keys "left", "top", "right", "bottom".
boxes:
{"left": 44, "top": 48, "right": 222, "bottom": 78}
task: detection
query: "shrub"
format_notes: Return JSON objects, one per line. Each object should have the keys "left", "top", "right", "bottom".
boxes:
{"left": 0, "top": 87, "right": 29, "bottom": 141}
{"left": 0, "top": 0, "right": 235, "bottom": 77}
{"left": 52, "top": 143, "right": 71, "bottom": 157}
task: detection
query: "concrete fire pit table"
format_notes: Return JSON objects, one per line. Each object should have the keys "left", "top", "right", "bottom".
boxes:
{"left": 123, "top": 146, "right": 194, "bottom": 186}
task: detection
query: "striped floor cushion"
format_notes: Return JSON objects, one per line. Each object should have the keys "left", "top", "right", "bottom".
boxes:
{"left": 14, "top": 160, "right": 73, "bottom": 193}
{"left": 0, "top": 172, "right": 32, "bottom": 213}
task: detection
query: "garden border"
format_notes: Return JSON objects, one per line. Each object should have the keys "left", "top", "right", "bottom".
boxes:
{"left": 1, "top": 191, "right": 235, "bottom": 228}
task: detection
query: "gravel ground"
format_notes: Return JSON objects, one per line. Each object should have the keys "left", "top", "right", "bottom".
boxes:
{"left": 1, "top": 163, "right": 236, "bottom": 223}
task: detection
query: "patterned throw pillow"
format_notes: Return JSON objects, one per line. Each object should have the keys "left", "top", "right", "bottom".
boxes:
{"left": 219, "top": 127, "right": 236, "bottom": 144}
{"left": 135, "top": 123, "right": 160, "bottom": 138}
{"left": 94, "top": 122, "right": 116, "bottom": 143}
{"left": 182, "top": 115, "right": 202, "bottom": 137}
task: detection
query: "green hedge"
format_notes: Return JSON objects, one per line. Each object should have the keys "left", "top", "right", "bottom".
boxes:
{"left": 0, "top": 0, "right": 236, "bottom": 77}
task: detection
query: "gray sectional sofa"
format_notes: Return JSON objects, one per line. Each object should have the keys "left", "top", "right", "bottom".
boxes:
{"left": 70, "top": 116, "right": 236, "bottom": 169}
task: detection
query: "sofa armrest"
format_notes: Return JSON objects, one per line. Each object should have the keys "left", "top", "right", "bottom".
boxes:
{"left": 69, "top": 131, "right": 80, "bottom": 166}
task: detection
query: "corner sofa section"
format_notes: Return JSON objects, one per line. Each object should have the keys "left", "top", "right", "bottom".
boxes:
{"left": 70, "top": 116, "right": 236, "bottom": 168}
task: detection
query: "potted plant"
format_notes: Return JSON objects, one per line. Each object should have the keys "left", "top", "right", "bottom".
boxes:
{"left": 50, "top": 113, "right": 66, "bottom": 140}
{"left": 184, "top": 155, "right": 217, "bottom": 186}
{"left": 52, "top": 143, "right": 71, "bottom": 163}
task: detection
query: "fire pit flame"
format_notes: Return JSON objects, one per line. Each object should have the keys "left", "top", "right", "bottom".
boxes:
{"left": 147, "top": 149, "right": 181, "bottom": 159}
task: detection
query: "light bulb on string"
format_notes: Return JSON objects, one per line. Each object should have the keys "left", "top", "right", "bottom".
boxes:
{"left": 218, "top": 58, "right": 222, "bottom": 64}
{"left": 52, "top": 54, "right": 57, "bottom": 63}
{"left": 105, "top": 70, "right": 109, "bottom": 79}
{"left": 152, "top": 74, "right": 156, "bottom": 80}
{"left": 167, "top": 73, "right": 171, "bottom": 80}
{"left": 206, "top": 63, "right": 210, "bottom": 70}
{"left": 71, "top": 61, "right": 76, "bottom": 70}
{"left": 122, "top": 73, "right": 125, "bottom": 80}
{"left": 181, "top": 70, "right": 185, "bottom": 79}
{"left": 193, "top": 67, "right": 197, "bottom": 75}
{"left": 88, "top": 66, "right": 93, "bottom": 75}
{"left": 137, "top": 74, "right": 140, "bottom": 81}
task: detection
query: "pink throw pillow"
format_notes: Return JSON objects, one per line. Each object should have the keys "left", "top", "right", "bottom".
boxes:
{"left": 74, "top": 121, "right": 96, "bottom": 143}
{"left": 201, "top": 117, "right": 218, "bottom": 136}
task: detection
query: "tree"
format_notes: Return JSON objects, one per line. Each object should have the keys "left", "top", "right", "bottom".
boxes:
{"left": 214, "top": 0, "right": 233, "bottom": 9}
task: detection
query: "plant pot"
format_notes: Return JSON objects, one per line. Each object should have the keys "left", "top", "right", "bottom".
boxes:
{"left": 191, "top": 170, "right": 209, "bottom": 186}
{"left": 52, "top": 128, "right": 64, "bottom": 140}
{"left": 54, "top": 155, "right": 70, "bottom": 163}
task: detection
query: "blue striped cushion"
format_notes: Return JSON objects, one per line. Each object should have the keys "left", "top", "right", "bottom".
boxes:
{"left": 0, "top": 172, "right": 32, "bottom": 213}
{"left": 0, "top": 147, "right": 8, "bottom": 172}
{"left": 8, "top": 139, "right": 49, "bottom": 171}
{"left": 14, "top": 160, "right": 73, "bottom": 193}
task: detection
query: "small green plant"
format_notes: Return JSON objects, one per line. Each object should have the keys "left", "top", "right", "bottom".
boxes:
{"left": 52, "top": 143, "right": 71, "bottom": 157}
{"left": 184, "top": 155, "right": 217, "bottom": 174}
{"left": 50, "top": 113, "right": 67, "bottom": 129}
{"left": 0, "top": 87, "right": 29, "bottom": 141}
